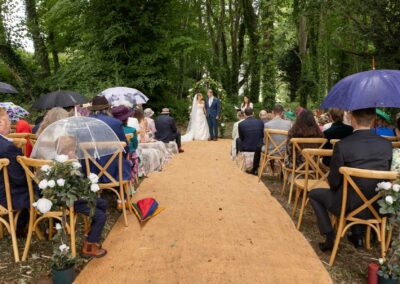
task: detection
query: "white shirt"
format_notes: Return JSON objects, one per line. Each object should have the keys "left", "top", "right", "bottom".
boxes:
{"left": 208, "top": 96, "right": 214, "bottom": 107}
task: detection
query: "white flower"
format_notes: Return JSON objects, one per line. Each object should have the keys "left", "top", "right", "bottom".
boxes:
{"left": 88, "top": 173, "right": 99, "bottom": 184}
{"left": 393, "top": 184, "right": 400, "bottom": 192}
{"left": 56, "top": 178, "right": 65, "bottom": 187}
{"left": 385, "top": 195, "right": 394, "bottom": 205}
{"left": 379, "top": 258, "right": 385, "bottom": 265}
{"left": 90, "top": 183, "right": 100, "bottom": 193}
{"left": 377, "top": 182, "right": 392, "bottom": 191}
{"left": 59, "top": 244, "right": 69, "bottom": 252}
{"left": 41, "top": 165, "right": 51, "bottom": 173}
{"left": 38, "top": 179, "right": 48, "bottom": 190}
{"left": 33, "top": 198, "right": 52, "bottom": 213}
{"left": 188, "top": 88, "right": 193, "bottom": 92}
{"left": 55, "top": 154, "right": 69, "bottom": 163}
{"left": 47, "top": 180, "right": 56, "bottom": 188}
{"left": 221, "top": 123, "right": 225, "bottom": 127}
{"left": 72, "top": 161, "right": 81, "bottom": 169}
{"left": 55, "top": 223, "right": 62, "bottom": 230}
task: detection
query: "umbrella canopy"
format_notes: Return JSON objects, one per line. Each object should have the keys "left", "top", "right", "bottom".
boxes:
{"left": 321, "top": 70, "right": 400, "bottom": 111}
{"left": 0, "top": 102, "right": 29, "bottom": 122}
{"left": 33, "top": 90, "right": 88, "bottom": 110}
{"left": 0, "top": 82, "right": 18, "bottom": 94}
{"left": 100, "top": 87, "right": 149, "bottom": 106}
{"left": 31, "top": 116, "right": 124, "bottom": 160}
{"left": 132, "top": 198, "right": 164, "bottom": 223}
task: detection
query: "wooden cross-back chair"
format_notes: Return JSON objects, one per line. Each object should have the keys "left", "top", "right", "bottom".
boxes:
{"left": 125, "top": 133, "right": 133, "bottom": 145}
{"left": 257, "top": 129, "right": 288, "bottom": 182}
{"left": 281, "top": 138, "right": 327, "bottom": 204}
{"left": 392, "top": 141, "right": 400, "bottom": 148}
{"left": 17, "top": 156, "right": 76, "bottom": 261}
{"left": 0, "top": 159, "right": 20, "bottom": 262}
{"left": 80, "top": 141, "right": 132, "bottom": 227}
{"left": 329, "top": 167, "right": 397, "bottom": 266}
{"left": 382, "top": 136, "right": 398, "bottom": 142}
{"left": 292, "top": 149, "right": 333, "bottom": 230}
{"left": 29, "top": 134, "right": 38, "bottom": 148}
{"left": 11, "top": 138, "right": 27, "bottom": 156}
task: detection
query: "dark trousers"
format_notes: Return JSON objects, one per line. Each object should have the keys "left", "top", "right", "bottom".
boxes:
{"left": 309, "top": 188, "right": 363, "bottom": 236}
{"left": 236, "top": 139, "right": 262, "bottom": 172}
{"left": 207, "top": 115, "right": 218, "bottom": 139}
{"left": 74, "top": 198, "right": 107, "bottom": 243}
{"left": 174, "top": 132, "right": 182, "bottom": 149}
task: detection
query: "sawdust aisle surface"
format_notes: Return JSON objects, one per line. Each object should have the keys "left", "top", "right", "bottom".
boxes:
{"left": 76, "top": 140, "right": 332, "bottom": 284}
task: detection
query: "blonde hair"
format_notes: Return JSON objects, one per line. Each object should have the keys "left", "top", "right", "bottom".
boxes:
{"left": 37, "top": 107, "right": 70, "bottom": 135}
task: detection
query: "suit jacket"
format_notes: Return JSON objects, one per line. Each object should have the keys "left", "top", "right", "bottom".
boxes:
{"left": 155, "top": 114, "right": 178, "bottom": 143}
{"left": 328, "top": 130, "right": 392, "bottom": 217}
{"left": 323, "top": 121, "right": 353, "bottom": 165}
{"left": 0, "top": 136, "right": 30, "bottom": 210}
{"left": 238, "top": 117, "right": 264, "bottom": 152}
{"left": 205, "top": 97, "right": 221, "bottom": 118}
{"left": 89, "top": 114, "right": 131, "bottom": 183}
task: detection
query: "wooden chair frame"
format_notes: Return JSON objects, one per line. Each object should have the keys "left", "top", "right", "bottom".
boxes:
{"left": 292, "top": 149, "right": 332, "bottom": 229}
{"left": 258, "top": 129, "right": 288, "bottom": 182}
{"left": 11, "top": 138, "right": 27, "bottom": 156}
{"left": 17, "top": 156, "right": 76, "bottom": 261}
{"left": 329, "top": 167, "right": 397, "bottom": 266}
{"left": 0, "top": 159, "right": 20, "bottom": 262}
{"left": 391, "top": 141, "right": 400, "bottom": 148}
{"left": 382, "top": 136, "right": 398, "bottom": 142}
{"left": 281, "top": 138, "right": 327, "bottom": 204}
{"left": 80, "top": 141, "right": 132, "bottom": 227}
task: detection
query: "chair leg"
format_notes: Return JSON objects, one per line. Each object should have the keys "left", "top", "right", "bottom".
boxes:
{"left": 281, "top": 170, "right": 288, "bottom": 196}
{"left": 125, "top": 184, "right": 134, "bottom": 215}
{"left": 386, "top": 224, "right": 392, "bottom": 251}
{"left": 258, "top": 153, "right": 267, "bottom": 182}
{"left": 70, "top": 209, "right": 76, "bottom": 257}
{"left": 287, "top": 171, "right": 296, "bottom": 204}
{"left": 48, "top": 218, "right": 54, "bottom": 240}
{"left": 8, "top": 212, "right": 20, "bottom": 262}
{"left": 296, "top": 190, "right": 308, "bottom": 230}
{"left": 22, "top": 208, "right": 36, "bottom": 261}
{"left": 380, "top": 218, "right": 387, "bottom": 258}
{"left": 329, "top": 216, "right": 345, "bottom": 266}
{"left": 365, "top": 226, "right": 371, "bottom": 250}
{"left": 292, "top": 187, "right": 300, "bottom": 217}
{"left": 120, "top": 186, "right": 128, "bottom": 227}
{"left": 0, "top": 223, "right": 3, "bottom": 239}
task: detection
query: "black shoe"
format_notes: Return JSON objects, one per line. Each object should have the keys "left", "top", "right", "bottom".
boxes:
{"left": 318, "top": 239, "right": 334, "bottom": 252}
{"left": 213, "top": 138, "right": 218, "bottom": 141}
{"left": 245, "top": 169, "right": 258, "bottom": 176}
{"left": 347, "top": 234, "right": 364, "bottom": 248}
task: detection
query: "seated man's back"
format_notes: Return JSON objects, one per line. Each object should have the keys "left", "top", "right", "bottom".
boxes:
{"left": 238, "top": 117, "right": 264, "bottom": 152}
{"left": 155, "top": 114, "right": 176, "bottom": 143}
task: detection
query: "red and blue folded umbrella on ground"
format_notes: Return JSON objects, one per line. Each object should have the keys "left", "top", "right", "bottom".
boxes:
{"left": 132, "top": 198, "right": 164, "bottom": 223}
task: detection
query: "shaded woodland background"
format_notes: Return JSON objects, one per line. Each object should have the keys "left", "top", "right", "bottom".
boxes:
{"left": 1, "top": 0, "right": 400, "bottom": 121}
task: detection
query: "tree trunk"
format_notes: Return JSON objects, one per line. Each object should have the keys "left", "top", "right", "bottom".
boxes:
{"left": 25, "top": 0, "right": 51, "bottom": 76}
{"left": 48, "top": 31, "right": 60, "bottom": 73}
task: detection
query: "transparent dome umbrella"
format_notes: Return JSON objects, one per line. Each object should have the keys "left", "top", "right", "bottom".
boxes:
{"left": 31, "top": 116, "right": 124, "bottom": 160}
{"left": 100, "top": 87, "right": 149, "bottom": 106}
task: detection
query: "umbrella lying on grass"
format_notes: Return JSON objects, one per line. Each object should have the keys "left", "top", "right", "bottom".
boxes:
{"left": 132, "top": 198, "right": 164, "bottom": 223}
{"left": 321, "top": 69, "right": 400, "bottom": 110}
{"left": 0, "top": 82, "right": 18, "bottom": 94}
{"left": 0, "top": 102, "right": 29, "bottom": 122}
{"left": 100, "top": 87, "right": 149, "bottom": 106}
{"left": 33, "top": 90, "right": 88, "bottom": 110}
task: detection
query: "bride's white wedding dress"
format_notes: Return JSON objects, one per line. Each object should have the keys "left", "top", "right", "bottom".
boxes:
{"left": 182, "top": 95, "right": 210, "bottom": 142}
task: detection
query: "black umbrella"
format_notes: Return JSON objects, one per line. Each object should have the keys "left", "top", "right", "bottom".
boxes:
{"left": 33, "top": 90, "right": 88, "bottom": 110}
{"left": 0, "top": 82, "right": 18, "bottom": 94}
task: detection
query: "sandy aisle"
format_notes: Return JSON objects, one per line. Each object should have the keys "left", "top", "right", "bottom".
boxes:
{"left": 76, "top": 140, "right": 331, "bottom": 284}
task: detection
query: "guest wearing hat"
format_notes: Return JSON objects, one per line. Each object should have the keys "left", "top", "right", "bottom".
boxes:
{"left": 144, "top": 108, "right": 157, "bottom": 139}
{"left": 374, "top": 109, "right": 395, "bottom": 137}
{"left": 88, "top": 96, "right": 131, "bottom": 185}
{"left": 155, "top": 108, "right": 184, "bottom": 153}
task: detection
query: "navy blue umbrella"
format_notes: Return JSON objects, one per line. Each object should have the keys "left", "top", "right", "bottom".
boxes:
{"left": 321, "top": 70, "right": 400, "bottom": 111}
{"left": 33, "top": 90, "right": 88, "bottom": 110}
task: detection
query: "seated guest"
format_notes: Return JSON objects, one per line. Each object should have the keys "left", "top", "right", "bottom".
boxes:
{"left": 236, "top": 108, "right": 264, "bottom": 175}
{"left": 32, "top": 115, "right": 44, "bottom": 134}
{"left": 0, "top": 109, "right": 30, "bottom": 236}
{"left": 396, "top": 116, "right": 400, "bottom": 138}
{"left": 285, "top": 109, "right": 323, "bottom": 169}
{"left": 231, "top": 111, "right": 245, "bottom": 160}
{"left": 374, "top": 109, "right": 395, "bottom": 137}
{"left": 322, "top": 108, "right": 353, "bottom": 166}
{"left": 16, "top": 119, "right": 33, "bottom": 157}
{"left": 144, "top": 108, "right": 157, "bottom": 139}
{"left": 259, "top": 110, "right": 269, "bottom": 123}
{"left": 89, "top": 96, "right": 131, "bottom": 183}
{"left": 37, "top": 107, "right": 70, "bottom": 136}
{"left": 155, "top": 108, "right": 184, "bottom": 153}
{"left": 309, "top": 108, "right": 392, "bottom": 252}
{"left": 134, "top": 110, "right": 151, "bottom": 143}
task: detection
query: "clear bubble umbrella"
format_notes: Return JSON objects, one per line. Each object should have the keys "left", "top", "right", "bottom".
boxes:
{"left": 31, "top": 116, "right": 124, "bottom": 160}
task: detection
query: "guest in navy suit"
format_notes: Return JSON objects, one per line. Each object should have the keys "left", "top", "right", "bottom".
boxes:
{"left": 205, "top": 89, "right": 221, "bottom": 141}
{"left": 237, "top": 108, "right": 265, "bottom": 175}
{"left": 155, "top": 108, "right": 184, "bottom": 153}
{"left": 89, "top": 96, "right": 131, "bottom": 183}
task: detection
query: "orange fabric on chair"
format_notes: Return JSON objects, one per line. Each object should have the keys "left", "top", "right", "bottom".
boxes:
{"left": 15, "top": 120, "right": 32, "bottom": 157}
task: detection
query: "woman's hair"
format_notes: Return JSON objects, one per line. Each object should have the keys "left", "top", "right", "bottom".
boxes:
{"left": 133, "top": 109, "right": 145, "bottom": 122}
{"left": 288, "top": 109, "right": 322, "bottom": 139}
{"left": 242, "top": 96, "right": 250, "bottom": 108}
{"left": 37, "top": 107, "right": 70, "bottom": 135}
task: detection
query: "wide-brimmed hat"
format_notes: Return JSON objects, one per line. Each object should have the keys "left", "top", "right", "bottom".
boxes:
{"left": 376, "top": 109, "right": 392, "bottom": 124}
{"left": 112, "top": 105, "right": 134, "bottom": 121}
{"left": 89, "top": 96, "right": 110, "bottom": 111}
{"left": 284, "top": 111, "right": 296, "bottom": 121}
{"left": 144, "top": 108, "right": 154, "bottom": 118}
{"left": 161, "top": 108, "right": 170, "bottom": 114}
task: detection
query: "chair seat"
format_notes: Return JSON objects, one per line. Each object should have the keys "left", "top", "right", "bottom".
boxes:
{"left": 295, "top": 179, "right": 329, "bottom": 190}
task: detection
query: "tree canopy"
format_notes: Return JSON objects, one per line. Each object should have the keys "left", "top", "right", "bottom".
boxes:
{"left": 0, "top": 0, "right": 400, "bottom": 115}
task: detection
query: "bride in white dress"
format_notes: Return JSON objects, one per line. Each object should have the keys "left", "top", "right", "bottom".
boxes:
{"left": 182, "top": 93, "right": 210, "bottom": 142}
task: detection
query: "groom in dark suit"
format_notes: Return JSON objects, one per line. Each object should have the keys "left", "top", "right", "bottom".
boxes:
{"left": 205, "top": 89, "right": 221, "bottom": 141}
